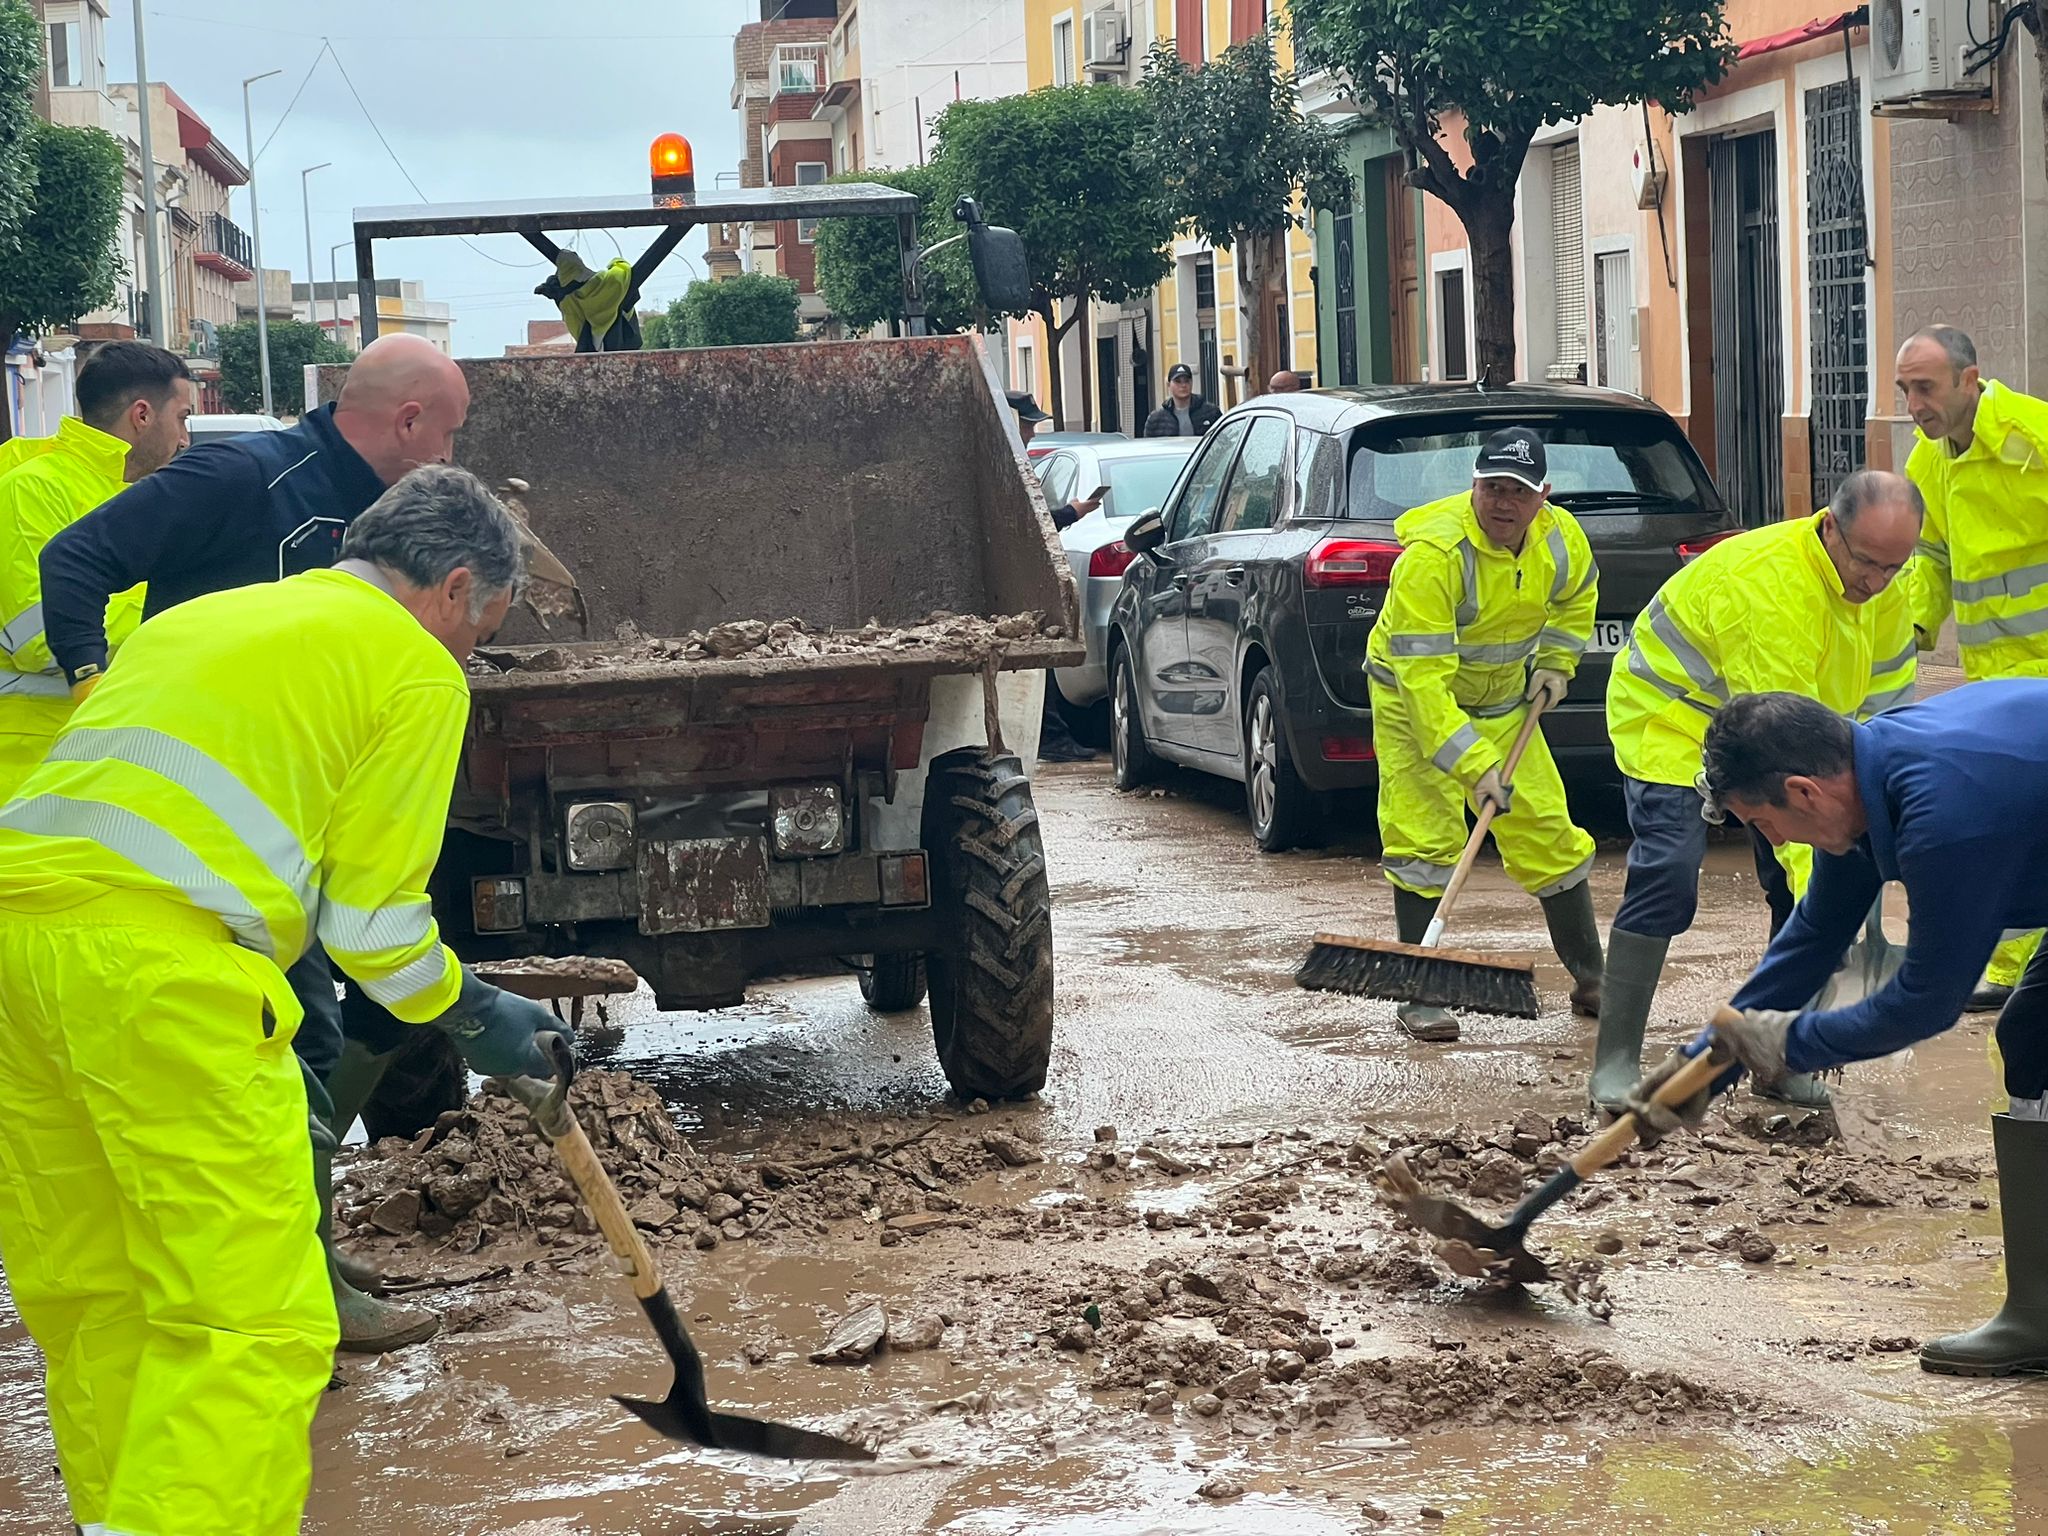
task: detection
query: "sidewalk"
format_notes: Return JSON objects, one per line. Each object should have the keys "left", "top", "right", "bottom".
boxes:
{"left": 1918, "top": 660, "right": 1968, "bottom": 699}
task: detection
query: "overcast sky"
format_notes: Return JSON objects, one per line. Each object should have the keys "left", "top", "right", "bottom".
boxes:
{"left": 108, "top": 1, "right": 755, "bottom": 354}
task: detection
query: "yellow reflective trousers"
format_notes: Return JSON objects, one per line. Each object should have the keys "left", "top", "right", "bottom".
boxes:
{"left": 0, "top": 891, "right": 335, "bottom": 1535}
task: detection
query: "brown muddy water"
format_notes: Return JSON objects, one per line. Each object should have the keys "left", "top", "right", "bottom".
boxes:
{"left": 3, "top": 763, "right": 2045, "bottom": 1535}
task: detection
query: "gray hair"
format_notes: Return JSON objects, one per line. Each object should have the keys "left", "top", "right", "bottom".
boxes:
{"left": 1906, "top": 325, "right": 1977, "bottom": 373}
{"left": 1832, "top": 468, "right": 1924, "bottom": 530}
{"left": 1701, "top": 693, "right": 1855, "bottom": 809}
{"left": 340, "top": 465, "right": 526, "bottom": 621}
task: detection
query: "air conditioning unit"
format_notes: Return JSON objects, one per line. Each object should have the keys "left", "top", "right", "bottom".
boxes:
{"left": 1084, "top": 4, "right": 1129, "bottom": 72}
{"left": 1871, "top": 0, "right": 1992, "bottom": 107}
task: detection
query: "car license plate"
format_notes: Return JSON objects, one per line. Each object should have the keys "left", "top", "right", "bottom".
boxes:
{"left": 1590, "top": 619, "right": 1630, "bottom": 654}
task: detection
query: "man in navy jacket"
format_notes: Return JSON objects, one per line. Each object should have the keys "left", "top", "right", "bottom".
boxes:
{"left": 1631, "top": 683, "right": 2048, "bottom": 1377}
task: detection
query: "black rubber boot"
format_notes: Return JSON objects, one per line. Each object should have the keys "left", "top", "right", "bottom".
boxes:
{"left": 1921, "top": 1115, "right": 2048, "bottom": 1376}
{"left": 1589, "top": 928, "right": 1668, "bottom": 1116}
{"left": 315, "top": 1131, "right": 440, "bottom": 1354}
{"left": 1539, "top": 881, "right": 1604, "bottom": 1018}
{"left": 1391, "top": 886, "right": 1458, "bottom": 1043}
{"left": 1969, "top": 981, "right": 2017, "bottom": 1014}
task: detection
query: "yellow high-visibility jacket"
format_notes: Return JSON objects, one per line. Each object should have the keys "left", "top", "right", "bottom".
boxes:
{"left": 1607, "top": 512, "right": 1918, "bottom": 788}
{"left": 0, "top": 432, "right": 56, "bottom": 478}
{"left": 1904, "top": 380, "right": 2048, "bottom": 680}
{"left": 0, "top": 418, "right": 146, "bottom": 749}
{"left": 1365, "top": 491, "right": 1598, "bottom": 787}
{"left": 0, "top": 567, "right": 468, "bottom": 1021}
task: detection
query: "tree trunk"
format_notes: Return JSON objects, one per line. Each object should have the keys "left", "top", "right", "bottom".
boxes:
{"left": 1235, "top": 229, "right": 1286, "bottom": 396}
{"left": 1078, "top": 299, "right": 1095, "bottom": 430}
{"left": 1034, "top": 297, "right": 1073, "bottom": 430}
{"left": 1460, "top": 194, "right": 1518, "bottom": 382}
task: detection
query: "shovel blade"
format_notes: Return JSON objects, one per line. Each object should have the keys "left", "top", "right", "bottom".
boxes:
{"left": 613, "top": 1394, "right": 877, "bottom": 1463}
{"left": 1377, "top": 1153, "right": 1552, "bottom": 1283}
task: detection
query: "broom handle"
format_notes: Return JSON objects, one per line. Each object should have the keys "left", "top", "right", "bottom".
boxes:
{"left": 1421, "top": 702, "right": 1548, "bottom": 949}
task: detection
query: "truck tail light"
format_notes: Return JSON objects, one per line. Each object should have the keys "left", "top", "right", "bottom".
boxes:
{"left": 1677, "top": 529, "right": 1743, "bottom": 563}
{"left": 1304, "top": 537, "right": 1402, "bottom": 588}
{"left": 879, "top": 852, "right": 929, "bottom": 907}
{"left": 471, "top": 876, "right": 526, "bottom": 934}
{"left": 1089, "top": 540, "right": 1136, "bottom": 579}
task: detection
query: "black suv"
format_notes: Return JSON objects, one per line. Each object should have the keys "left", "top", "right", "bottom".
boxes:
{"left": 1105, "top": 383, "right": 1740, "bottom": 850}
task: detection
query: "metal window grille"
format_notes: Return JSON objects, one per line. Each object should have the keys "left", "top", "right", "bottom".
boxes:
{"left": 1548, "top": 143, "right": 1588, "bottom": 380}
{"left": 1805, "top": 78, "right": 1868, "bottom": 508}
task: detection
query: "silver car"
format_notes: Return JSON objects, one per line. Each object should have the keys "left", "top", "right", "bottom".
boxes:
{"left": 1036, "top": 437, "right": 1199, "bottom": 738}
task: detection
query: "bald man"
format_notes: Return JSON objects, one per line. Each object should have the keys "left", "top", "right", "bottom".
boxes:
{"left": 37, "top": 331, "right": 472, "bottom": 1355}
{"left": 1268, "top": 370, "right": 1302, "bottom": 393}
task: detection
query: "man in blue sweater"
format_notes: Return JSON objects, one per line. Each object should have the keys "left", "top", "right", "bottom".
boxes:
{"left": 1630, "top": 683, "right": 2048, "bottom": 1376}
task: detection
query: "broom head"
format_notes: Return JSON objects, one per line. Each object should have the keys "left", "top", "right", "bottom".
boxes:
{"left": 1296, "top": 932, "right": 1540, "bottom": 1018}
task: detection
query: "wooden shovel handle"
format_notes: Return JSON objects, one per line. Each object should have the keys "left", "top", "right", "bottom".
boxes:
{"left": 1432, "top": 702, "right": 1550, "bottom": 928}
{"left": 1568, "top": 1006, "right": 1742, "bottom": 1178}
{"left": 544, "top": 1110, "right": 667, "bottom": 1301}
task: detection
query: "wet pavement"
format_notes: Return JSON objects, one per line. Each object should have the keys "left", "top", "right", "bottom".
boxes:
{"left": 3, "top": 757, "right": 2045, "bottom": 1534}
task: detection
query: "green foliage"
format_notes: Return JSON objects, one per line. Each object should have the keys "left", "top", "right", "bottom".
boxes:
{"left": 812, "top": 164, "right": 977, "bottom": 334}
{"left": 641, "top": 301, "right": 683, "bottom": 349}
{"left": 0, "top": 0, "right": 39, "bottom": 256}
{"left": 0, "top": 119, "right": 124, "bottom": 344}
{"left": 217, "top": 319, "right": 350, "bottom": 415}
{"left": 679, "top": 271, "right": 799, "bottom": 347}
{"left": 1138, "top": 26, "right": 1353, "bottom": 251}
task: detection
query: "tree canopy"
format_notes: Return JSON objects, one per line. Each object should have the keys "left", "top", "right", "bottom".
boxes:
{"left": 0, "top": 0, "right": 39, "bottom": 257}
{"left": 812, "top": 164, "right": 980, "bottom": 335}
{"left": 680, "top": 271, "right": 799, "bottom": 347}
{"left": 218, "top": 319, "right": 350, "bottom": 415}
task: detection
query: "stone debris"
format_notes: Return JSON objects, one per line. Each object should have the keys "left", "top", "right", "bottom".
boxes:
{"left": 811, "top": 1300, "right": 889, "bottom": 1364}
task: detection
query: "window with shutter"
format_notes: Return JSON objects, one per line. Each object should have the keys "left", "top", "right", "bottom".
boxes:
{"left": 1548, "top": 142, "right": 1588, "bottom": 382}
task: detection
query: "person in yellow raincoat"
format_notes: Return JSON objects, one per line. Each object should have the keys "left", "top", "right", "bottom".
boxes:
{"left": 0, "top": 341, "right": 193, "bottom": 798}
{"left": 1897, "top": 326, "right": 2048, "bottom": 1013}
{"left": 1365, "top": 428, "right": 1604, "bottom": 1043}
{"left": 1591, "top": 469, "right": 1923, "bottom": 1114}
{"left": 0, "top": 465, "right": 570, "bottom": 1536}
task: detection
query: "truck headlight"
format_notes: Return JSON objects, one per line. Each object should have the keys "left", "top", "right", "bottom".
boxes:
{"left": 564, "top": 800, "right": 636, "bottom": 871}
{"left": 770, "top": 784, "right": 844, "bottom": 857}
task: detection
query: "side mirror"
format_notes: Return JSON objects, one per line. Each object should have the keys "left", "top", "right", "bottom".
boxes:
{"left": 1124, "top": 511, "right": 1167, "bottom": 555}
{"left": 954, "top": 195, "right": 1031, "bottom": 315}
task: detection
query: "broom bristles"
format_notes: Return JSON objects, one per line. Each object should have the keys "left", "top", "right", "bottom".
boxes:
{"left": 1295, "top": 932, "right": 1540, "bottom": 1018}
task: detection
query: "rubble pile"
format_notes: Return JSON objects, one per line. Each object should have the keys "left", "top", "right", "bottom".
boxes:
{"left": 477, "top": 610, "right": 1064, "bottom": 675}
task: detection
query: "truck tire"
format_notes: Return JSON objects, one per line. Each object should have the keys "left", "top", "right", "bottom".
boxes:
{"left": 1110, "top": 644, "right": 1157, "bottom": 791}
{"left": 858, "top": 952, "right": 928, "bottom": 1012}
{"left": 359, "top": 1027, "right": 468, "bottom": 1143}
{"left": 921, "top": 747, "right": 1055, "bottom": 1099}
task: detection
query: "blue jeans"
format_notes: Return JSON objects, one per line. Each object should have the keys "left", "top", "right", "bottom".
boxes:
{"left": 1611, "top": 776, "right": 1792, "bottom": 940}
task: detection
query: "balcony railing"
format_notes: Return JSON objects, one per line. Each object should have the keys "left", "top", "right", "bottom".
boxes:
{"left": 195, "top": 211, "right": 254, "bottom": 280}
{"left": 772, "top": 42, "right": 828, "bottom": 98}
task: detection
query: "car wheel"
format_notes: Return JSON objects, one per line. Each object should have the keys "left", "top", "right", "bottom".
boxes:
{"left": 1244, "top": 666, "right": 1314, "bottom": 852}
{"left": 1110, "top": 645, "right": 1157, "bottom": 791}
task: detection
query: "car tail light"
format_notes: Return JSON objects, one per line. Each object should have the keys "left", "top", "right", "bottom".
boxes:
{"left": 1027, "top": 444, "right": 1054, "bottom": 460}
{"left": 1321, "top": 735, "right": 1374, "bottom": 762}
{"left": 1089, "top": 541, "right": 1136, "bottom": 579}
{"left": 1304, "top": 537, "right": 1403, "bottom": 588}
{"left": 1676, "top": 529, "right": 1743, "bottom": 563}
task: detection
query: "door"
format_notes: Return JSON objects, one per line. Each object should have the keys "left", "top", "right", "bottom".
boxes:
{"left": 1595, "top": 249, "right": 1638, "bottom": 393}
{"left": 1709, "top": 130, "right": 1784, "bottom": 527}
{"left": 1038, "top": 450, "right": 1079, "bottom": 512}
{"left": 1333, "top": 207, "right": 1360, "bottom": 387}
{"left": 1385, "top": 159, "right": 1420, "bottom": 382}
{"left": 1097, "top": 334, "right": 1121, "bottom": 434}
{"left": 1805, "top": 77, "right": 1867, "bottom": 507}
{"left": 1185, "top": 414, "right": 1292, "bottom": 757}
{"left": 1131, "top": 417, "right": 1249, "bottom": 751}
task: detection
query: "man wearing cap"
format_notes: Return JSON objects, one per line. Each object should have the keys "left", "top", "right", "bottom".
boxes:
{"left": 1008, "top": 390, "right": 1100, "bottom": 532}
{"left": 1363, "top": 428, "right": 1605, "bottom": 1042}
{"left": 1143, "top": 364, "right": 1222, "bottom": 438}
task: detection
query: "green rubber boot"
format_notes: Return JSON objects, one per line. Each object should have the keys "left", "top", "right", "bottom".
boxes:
{"left": 1391, "top": 886, "right": 1459, "bottom": 1043}
{"left": 1921, "top": 1115, "right": 2048, "bottom": 1376}
{"left": 1539, "top": 881, "right": 1604, "bottom": 1018}
{"left": 315, "top": 1129, "right": 439, "bottom": 1354}
{"left": 1588, "top": 928, "right": 1667, "bottom": 1116}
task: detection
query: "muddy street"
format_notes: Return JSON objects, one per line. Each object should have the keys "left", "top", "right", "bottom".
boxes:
{"left": 3, "top": 761, "right": 2044, "bottom": 1534}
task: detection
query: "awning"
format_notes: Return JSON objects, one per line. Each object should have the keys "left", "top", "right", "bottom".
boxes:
{"left": 1736, "top": 6, "right": 1867, "bottom": 60}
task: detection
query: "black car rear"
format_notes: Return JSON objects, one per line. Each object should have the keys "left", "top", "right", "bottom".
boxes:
{"left": 1106, "top": 384, "right": 1739, "bottom": 851}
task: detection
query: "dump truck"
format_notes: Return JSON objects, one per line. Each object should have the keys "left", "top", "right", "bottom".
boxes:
{"left": 321, "top": 172, "right": 1079, "bottom": 1129}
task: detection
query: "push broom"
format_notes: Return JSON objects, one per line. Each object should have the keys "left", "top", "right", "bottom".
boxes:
{"left": 1297, "top": 702, "right": 1546, "bottom": 1018}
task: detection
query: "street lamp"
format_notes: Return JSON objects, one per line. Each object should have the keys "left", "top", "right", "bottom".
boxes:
{"left": 301, "top": 161, "right": 330, "bottom": 345}
{"left": 241, "top": 68, "right": 284, "bottom": 415}
{"left": 132, "top": 4, "right": 166, "bottom": 344}
{"left": 329, "top": 240, "right": 351, "bottom": 351}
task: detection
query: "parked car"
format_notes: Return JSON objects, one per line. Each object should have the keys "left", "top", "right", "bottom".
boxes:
{"left": 184, "top": 412, "right": 287, "bottom": 447}
{"left": 1036, "top": 436, "right": 1200, "bottom": 741}
{"left": 1025, "top": 429, "right": 1122, "bottom": 463}
{"left": 1105, "top": 384, "right": 1740, "bottom": 850}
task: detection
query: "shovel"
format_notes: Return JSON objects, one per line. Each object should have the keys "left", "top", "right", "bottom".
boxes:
{"left": 1379, "top": 1010, "right": 1734, "bottom": 1282}
{"left": 501, "top": 1035, "right": 875, "bottom": 1462}
{"left": 497, "top": 479, "right": 591, "bottom": 636}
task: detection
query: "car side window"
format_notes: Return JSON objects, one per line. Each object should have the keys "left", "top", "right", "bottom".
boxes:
{"left": 1217, "top": 416, "right": 1291, "bottom": 533}
{"left": 1040, "top": 452, "right": 1078, "bottom": 508}
{"left": 1167, "top": 419, "right": 1250, "bottom": 543}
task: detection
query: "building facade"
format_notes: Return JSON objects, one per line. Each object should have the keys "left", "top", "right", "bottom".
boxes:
{"left": 730, "top": 1, "right": 840, "bottom": 309}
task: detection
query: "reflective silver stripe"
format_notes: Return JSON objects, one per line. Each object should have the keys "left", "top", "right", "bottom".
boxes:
{"left": 1642, "top": 597, "right": 1727, "bottom": 700}
{"left": 1857, "top": 681, "right": 1915, "bottom": 718}
{"left": 1953, "top": 559, "right": 2048, "bottom": 606}
{"left": 1567, "top": 553, "right": 1600, "bottom": 601}
{"left": 1545, "top": 527, "right": 1571, "bottom": 603}
{"left": 1387, "top": 632, "right": 1456, "bottom": 657}
{"left": 1871, "top": 640, "right": 1917, "bottom": 675}
{"left": 1626, "top": 640, "right": 1717, "bottom": 716}
{"left": 0, "top": 669, "right": 69, "bottom": 698}
{"left": 1538, "top": 626, "right": 1588, "bottom": 657}
{"left": 0, "top": 600, "right": 42, "bottom": 653}
{"left": 1364, "top": 659, "right": 1398, "bottom": 687}
{"left": 320, "top": 896, "right": 434, "bottom": 955}
{"left": 1533, "top": 853, "right": 1595, "bottom": 899}
{"left": 1431, "top": 723, "right": 1482, "bottom": 773}
{"left": 359, "top": 946, "right": 450, "bottom": 1009}
{"left": 1914, "top": 538, "right": 1950, "bottom": 568}
{"left": 1958, "top": 606, "right": 2048, "bottom": 647}
{"left": 1457, "top": 636, "right": 1539, "bottom": 664}
{"left": 1454, "top": 540, "right": 1479, "bottom": 626}
{"left": 48, "top": 727, "right": 314, "bottom": 898}
{"left": 1468, "top": 696, "right": 1527, "bottom": 719}
{"left": 1384, "top": 855, "right": 1458, "bottom": 889}
{"left": 0, "top": 793, "right": 276, "bottom": 953}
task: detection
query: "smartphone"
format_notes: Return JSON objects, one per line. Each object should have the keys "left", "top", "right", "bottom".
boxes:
{"left": 1086, "top": 484, "right": 1111, "bottom": 504}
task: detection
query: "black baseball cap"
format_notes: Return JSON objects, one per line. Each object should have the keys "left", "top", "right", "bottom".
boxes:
{"left": 1006, "top": 390, "right": 1051, "bottom": 423}
{"left": 1473, "top": 427, "right": 1547, "bottom": 491}
{"left": 1167, "top": 363, "right": 1194, "bottom": 382}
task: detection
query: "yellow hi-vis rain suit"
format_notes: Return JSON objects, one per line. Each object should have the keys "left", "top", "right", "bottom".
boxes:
{"left": 0, "top": 417, "right": 146, "bottom": 797}
{"left": 0, "top": 567, "right": 471, "bottom": 1535}
{"left": 1365, "top": 491, "right": 1598, "bottom": 897}
{"left": 1904, "top": 379, "right": 2048, "bottom": 987}
{"left": 0, "top": 429, "right": 57, "bottom": 477}
{"left": 1606, "top": 511, "right": 1918, "bottom": 893}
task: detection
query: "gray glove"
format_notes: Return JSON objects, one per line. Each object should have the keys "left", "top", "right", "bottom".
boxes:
{"left": 430, "top": 968, "right": 569, "bottom": 1080}
{"left": 1714, "top": 1007, "right": 1797, "bottom": 1089}
{"left": 1473, "top": 766, "right": 1514, "bottom": 816}
{"left": 1524, "top": 667, "right": 1570, "bottom": 712}
{"left": 1624, "top": 1009, "right": 1799, "bottom": 1145}
{"left": 1623, "top": 1043, "right": 1723, "bottom": 1147}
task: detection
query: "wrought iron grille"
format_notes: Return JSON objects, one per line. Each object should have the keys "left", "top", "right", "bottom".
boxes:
{"left": 1806, "top": 78, "right": 1868, "bottom": 508}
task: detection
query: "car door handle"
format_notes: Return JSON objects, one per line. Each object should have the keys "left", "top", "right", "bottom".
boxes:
{"left": 1171, "top": 572, "right": 1193, "bottom": 590}
{"left": 1224, "top": 566, "right": 1246, "bottom": 585}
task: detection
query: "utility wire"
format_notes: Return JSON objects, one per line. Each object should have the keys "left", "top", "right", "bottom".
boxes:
{"left": 253, "top": 40, "right": 331, "bottom": 165}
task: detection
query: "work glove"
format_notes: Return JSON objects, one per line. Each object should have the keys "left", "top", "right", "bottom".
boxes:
{"left": 1624, "top": 1008, "right": 1799, "bottom": 1145}
{"left": 430, "top": 967, "right": 573, "bottom": 1081}
{"left": 1524, "top": 667, "right": 1570, "bottom": 713}
{"left": 69, "top": 673, "right": 101, "bottom": 703}
{"left": 1472, "top": 766, "right": 1514, "bottom": 817}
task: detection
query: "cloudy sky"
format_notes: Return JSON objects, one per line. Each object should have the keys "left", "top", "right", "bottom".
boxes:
{"left": 108, "top": 0, "right": 756, "bottom": 354}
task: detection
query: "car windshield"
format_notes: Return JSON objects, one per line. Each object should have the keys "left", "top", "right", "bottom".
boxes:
{"left": 1344, "top": 411, "right": 1722, "bottom": 520}
{"left": 1100, "top": 451, "right": 1194, "bottom": 519}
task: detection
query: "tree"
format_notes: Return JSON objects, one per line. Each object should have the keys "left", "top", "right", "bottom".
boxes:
{"left": 933, "top": 86, "right": 1176, "bottom": 428}
{"left": 1288, "top": 0, "right": 1733, "bottom": 378}
{"left": 679, "top": 271, "right": 799, "bottom": 347}
{"left": 812, "top": 164, "right": 979, "bottom": 335}
{"left": 0, "top": 0, "right": 39, "bottom": 257}
{"left": 1139, "top": 27, "right": 1352, "bottom": 400}
{"left": 218, "top": 319, "right": 349, "bottom": 416}
{"left": 641, "top": 301, "right": 683, "bottom": 349}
